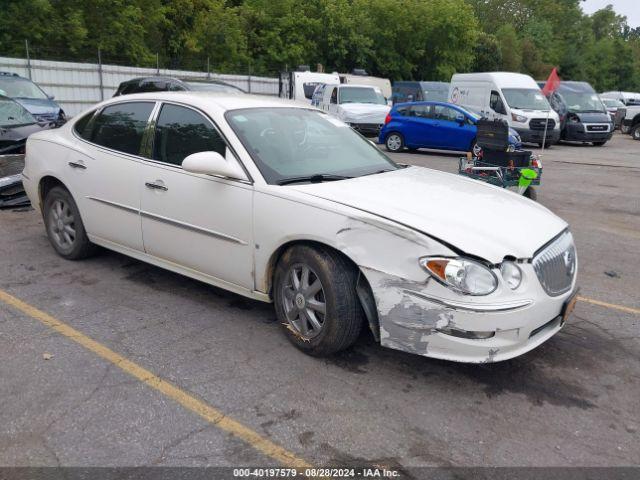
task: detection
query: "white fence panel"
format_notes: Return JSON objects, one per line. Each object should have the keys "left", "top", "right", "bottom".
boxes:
{"left": 0, "top": 56, "right": 280, "bottom": 117}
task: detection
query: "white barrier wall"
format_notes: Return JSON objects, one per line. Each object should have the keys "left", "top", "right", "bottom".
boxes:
{"left": 0, "top": 56, "right": 280, "bottom": 117}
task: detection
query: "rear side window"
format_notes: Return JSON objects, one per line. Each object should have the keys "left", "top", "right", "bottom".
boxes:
{"left": 152, "top": 104, "right": 226, "bottom": 166}
{"left": 409, "top": 105, "right": 430, "bottom": 117}
{"left": 91, "top": 102, "right": 154, "bottom": 155}
{"left": 73, "top": 110, "right": 96, "bottom": 139}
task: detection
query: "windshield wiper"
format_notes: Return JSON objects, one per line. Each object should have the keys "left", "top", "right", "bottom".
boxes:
{"left": 277, "top": 174, "right": 353, "bottom": 185}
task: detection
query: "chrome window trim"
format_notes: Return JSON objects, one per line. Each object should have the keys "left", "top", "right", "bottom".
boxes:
{"left": 71, "top": 99, "right": 254, "bottom": 186}
{"left": 146, "top": 99, "right": 254, "bottom": 184}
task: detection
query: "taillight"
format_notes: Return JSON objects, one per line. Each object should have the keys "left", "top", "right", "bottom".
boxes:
{"left": 384, "top": 113, "right": 392, "bottom": 124}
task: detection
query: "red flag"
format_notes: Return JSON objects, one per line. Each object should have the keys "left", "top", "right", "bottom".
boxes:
{"left": 542, "top": 67, "right": 561, "bottom": 96}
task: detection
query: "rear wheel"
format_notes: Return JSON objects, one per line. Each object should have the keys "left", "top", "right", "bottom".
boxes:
{"left": 385, "top": 133, "right": 404, "bottom": 153}
{"left": 274, "top": 245, "right": 363, "bottom": 356}
{"left": 43, "top": 186, "right": 96, "bottom": 260}
{"left": 621, "top": 124, "right": 631, "bottom": 134}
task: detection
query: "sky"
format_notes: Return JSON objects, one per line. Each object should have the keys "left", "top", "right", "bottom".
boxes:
{"left": 580, "top": 0, "right": 640, "bottom": 28}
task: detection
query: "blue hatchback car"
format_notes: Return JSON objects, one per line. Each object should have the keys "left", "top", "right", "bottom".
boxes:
{"left": 379, "top": 101, "right": 521, "bottom": 154}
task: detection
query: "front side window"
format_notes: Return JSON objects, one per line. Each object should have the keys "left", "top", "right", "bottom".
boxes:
{"left": 339, "top": 87, "right": 386, "bottom": 105}
{"left": 152, "top": 104, "right": 226, "bottom": 166}
{"left": 91, "top": 102, "right": 154, "bottom": 155}
{"left": 226, "top": 108, "right": 398, "bottom": 185}
{"left": 0, "top": 76, "right": 48, "bottom": 100}
{"left": 432, "top": 105, "right": 460, "bottom": 122}
{"left": 501, "top": 88, "right": 550, "bottom": 111}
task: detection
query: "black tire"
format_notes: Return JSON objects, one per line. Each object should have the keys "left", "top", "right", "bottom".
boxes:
{"left": 593, "top": 141, "right": 607, "bottom": 146}
{"left": 620, "top": 124, "right": 631, "bottom": 135}
{"left": 273, "top": 245, "right": 363, "bottom": 356}
{"left": 43, "top": 186, "right": 96, "bottom": 260}
{"left": 470, "top": 139, "right": 482, "bottom": 157}
{"left": 631, "top": 125, "right": 640, "bottom": 141}
{"left": 538, "top": 142, "right": 552, "bottom": 149}
{"left": 524, "top": 186, "right": 537, "bottom": 201}
{"left": 385, "top": 132, "right": 404, "bottom": 153}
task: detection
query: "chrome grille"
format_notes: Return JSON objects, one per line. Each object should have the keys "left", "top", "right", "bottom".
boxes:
{"left": 533, "top": 231, "right": 577, "bottom": 297}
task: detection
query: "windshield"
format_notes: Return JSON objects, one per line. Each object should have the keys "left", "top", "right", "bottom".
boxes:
{"left": 602, "top": 98, "right": 624, "bottom": 108}
{"left": 226, "top": 108, "right": 398, "bottom": 185}
{"left": 185, "top": 82, "right": 243, "bottom": 93}
{"left": 502, "top": 88, "right": 550, "bottom": 110}
{"left": 0, "top": 76, "right": 48, "bottom": 99}
{"left": 339, "top": 87, "right": 386, "bottom": 105}
{"left": 560, "top": 92, "right": 606, "bottom": 113}
{"left": 0, "top": 97, "right": 36, "bottom": 126}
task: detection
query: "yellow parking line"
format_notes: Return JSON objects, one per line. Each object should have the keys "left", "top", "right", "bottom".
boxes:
{"left": 0, "top": 289, "right": 312, "bottom": 469}
{"left": 578, "top": 296, "right": 640, "bottom": 315}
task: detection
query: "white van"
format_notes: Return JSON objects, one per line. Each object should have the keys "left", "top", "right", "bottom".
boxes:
{"left": 340, "top": 74, "right": 392, "bottom": 102}
{"left": 318, "top": 84, "right": 390, "bottom": 136}
{"left": 279, "top": 70, "right": 341, "bottom": 103}
{"left": 449, "top": 72, "right": 560, "bottom": 146}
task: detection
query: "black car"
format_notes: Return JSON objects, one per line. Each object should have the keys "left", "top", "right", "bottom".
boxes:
{"left": 0, "top": 95, "right": 53, "bottom": 207}
{"left": 113, "top": 76, "right": 246, "bottom": 97}
{"left": 0, "top": 71, "right": 66, "bottom": 127}
{"left": 540, "top": 80, "right": 613, "bottom": 146}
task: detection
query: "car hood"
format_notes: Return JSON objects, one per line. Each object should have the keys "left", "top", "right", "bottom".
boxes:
{"left": 0, "top": 123, "right": 47, "bottom": 154}
{"left": 338, "top": 103, "right": 390, "bottom": 122}
{"left": 291, "top": 167, "right": 567, "bottom": 263}
{"left": 13, "top": 97, "right": 60, "bottom": 116}
{"left": 572, "top": 111, "right": 611, "bottom": 123}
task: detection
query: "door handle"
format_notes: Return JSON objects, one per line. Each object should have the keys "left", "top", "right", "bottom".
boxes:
{"left": 145, "top": 181, "right": 168, "bottom": 191}
{"left": 68, "top": 161, "right": 86, "bottom": 170}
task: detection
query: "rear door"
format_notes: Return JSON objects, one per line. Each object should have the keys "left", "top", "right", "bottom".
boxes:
{"left": 139, "top": 102, "right": 254, "bottom": 289}
{"left": 70, "top": 101, "right": 154, "bottom": 251}
{"left": 402, "top": 104, "right": 436, "bottom": 147}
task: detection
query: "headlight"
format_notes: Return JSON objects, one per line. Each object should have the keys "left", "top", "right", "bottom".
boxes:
{"left": 421, "top": 257, "right": 498, "bottom": 296}
{"left": 500, "top": 261, "right": 522, "bottom": 290}
{"left": 511, "top": 113, "right": 527, "bottom": 123}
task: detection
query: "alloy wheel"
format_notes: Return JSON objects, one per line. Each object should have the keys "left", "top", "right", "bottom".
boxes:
{"left": 387, "top": 134, "right": 402, "bottom": 151}
{"left": 48, "top": 199, "right": 76, "bottom": 249}
{"left": 281, "top": 263, "right": 326, "bottom": 339}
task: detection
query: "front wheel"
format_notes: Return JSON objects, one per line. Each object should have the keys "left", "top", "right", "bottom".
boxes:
{"left": 385, "top": 133, "right": 404, "bottom": 153}
{"left": 631, "top": 125, "right": 640, "bottom": 141}
{"left": 273, "top": 245, "right": 363, "bottom": 356}
{"left": 43, "top": 186, "right": 96, "bottom": 260}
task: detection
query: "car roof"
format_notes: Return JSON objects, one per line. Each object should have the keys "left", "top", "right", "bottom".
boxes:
{"left": 97, "top": 91, "right": 312, "bottom": 112}
{"left": 392, "top": 100, "right": 460, "bottom": 109}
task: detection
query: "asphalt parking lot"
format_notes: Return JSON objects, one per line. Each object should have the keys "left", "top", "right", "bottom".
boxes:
{"left": 1, "top": 133, "right": 638, "bottom": 470}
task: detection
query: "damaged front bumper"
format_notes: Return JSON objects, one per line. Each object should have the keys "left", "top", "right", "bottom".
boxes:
{"left": 0, "top": 154, "right": 30, "bottom": 208}
{"left": 364, "top": 264, "right": 577, "bottom": 363}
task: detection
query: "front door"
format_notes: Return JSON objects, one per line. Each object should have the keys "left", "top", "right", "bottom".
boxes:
{"left": 430, "top": 105, "right": 476, "bottom": 150}
{"left": 139, "top": 103, "right": 253, "bottom": 290}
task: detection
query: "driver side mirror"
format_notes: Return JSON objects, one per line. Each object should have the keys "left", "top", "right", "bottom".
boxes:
{"left": 47, "top": 94, "right": 55, "bottom": 100}
{"left": 182, "top": 151, "right": 248, "bottom": 181}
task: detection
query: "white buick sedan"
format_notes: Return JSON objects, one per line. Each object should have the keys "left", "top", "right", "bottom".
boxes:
{"left": 23, "top": 93, "right": 578, "bottom": 363}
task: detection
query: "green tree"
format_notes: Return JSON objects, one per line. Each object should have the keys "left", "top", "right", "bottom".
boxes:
{"left": 472, "top": 32, "right": 502, "bottom": 72}
{"left": 495, "top": 24, "right": 522, "bottom": 71}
